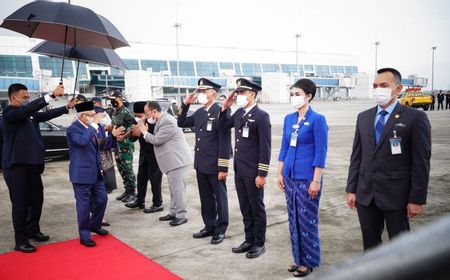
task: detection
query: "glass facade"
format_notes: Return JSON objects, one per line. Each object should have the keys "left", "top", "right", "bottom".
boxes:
{"left": 0, "top": 55, "right": 33, "bottom": 77}
{"left": 38, "top": 56, "right": 74, "bottom": 78}
{"left": 219, "top": 62, "right": 233, "bottom": 70}
{"left": 122, "top": 59, "right": 140, "bottom": 70}
{"left": 304, "top": 64, "right": 314, "bottom": 72}
{"left": 234, "top": 63, "right": 242, "bottom": 75}
{"left": 281, "top": 64, "right": 304, "bottom": 76}
{"left": 330, "top": 65, "right": 344, "bottom": 74}
{"left": 195, "top": 61, "right": 219, "bottom": 77}
{"left": 74, "top": 61, "right": 88, "bottom": 80}
{"left": 314, "top": 65, "right": 331, "bottom": 77}
{"left": 241, "top": 63, "right": 261, "bottom": 76}
{"left": 262, "top": 63, "right": 281, "bottom": 72}
{"left": 169, "top": 61, "right": 195, "bottom": 76}
{"left": 141, "top": 60, "right": 168, "bottom": 72}
{"left": 344, "top": 66, "right": 358, "bottom": 75}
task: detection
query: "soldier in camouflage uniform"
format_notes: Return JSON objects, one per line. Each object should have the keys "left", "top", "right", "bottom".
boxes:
{"left": 108, "top": 91, "right": 137, "bottom": 203}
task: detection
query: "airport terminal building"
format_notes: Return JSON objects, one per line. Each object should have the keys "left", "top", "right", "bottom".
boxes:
{"left": 0, "top": 35, "right": 426, "bottom": 107}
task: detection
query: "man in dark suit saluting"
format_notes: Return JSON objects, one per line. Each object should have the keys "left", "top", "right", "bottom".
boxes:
{"left": 346, "top": 68, "right": 431, "bottom": 251}
{"left": 2, "top": 83, "right": 73, "bottom": 253}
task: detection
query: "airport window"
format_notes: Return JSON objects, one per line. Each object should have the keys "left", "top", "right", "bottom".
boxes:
{"left": 195, "top": 61, "right": 219, "bottom": 77}
{"left": 122, "top": 59, "right": 140, "bottom": 70}
{"left": 219, "top": 62, "right": 233, "bottom": 70}
{"left": 281, "top": 64, "right": 304, "bottom": 76}
{"left": 241, "top": 63, "right": 261, "bottom": 76}
{"left": 141, "top": 60, "right": 168, "bottom": 72}
{"left": 38, "top": 56, "right": 74, "bottom": 78}
{"left": 0, "top": 55, "right": 33, "bottom": 77}
{"left": 169, "top": 61, "right": 195, "bottom": 76}
{"left": 344, "top": 66, "right": 358, "bottom": 75}
{"left": 314, "top": 65, "right": 331, "bottom": 77}
{"left": 234, "top": 63, "right": 242, "bottom": 75}
{"left": 330, "top": 65, "right": 345, "bottom": 74}
{"left": 75, "top": 62, "right": 89, "bottom": 80}
{"left": 110, "top": 67, "right": 124, "bottom": 76}
{"left": 304, "top": 64, "right": 314, "bottom": 72}
{"left": 262, "top": 64, "right": 281, "bottom": 72}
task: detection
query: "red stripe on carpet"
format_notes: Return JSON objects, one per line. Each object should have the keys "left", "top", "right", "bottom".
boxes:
{"left": 0, "top": 235, "right": 181, "bottom": 280}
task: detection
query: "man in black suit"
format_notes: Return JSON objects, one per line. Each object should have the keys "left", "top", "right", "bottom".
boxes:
{"left": 346, "top": 68, "right": 431, "bottom": 251}
{"left": 437, "top": 90, "right": 444, "bottom": 110}
{"left": 2, "top": 83, "right": 72, "bottom": 253}
{"left": 219, "top": 78, "right": 271, "bottom": 258}
{"left": 178, "top": 78, "right": 232, "bottom": 245}
{"left": 126, "top": 101, "right": 164, "bottom": 213}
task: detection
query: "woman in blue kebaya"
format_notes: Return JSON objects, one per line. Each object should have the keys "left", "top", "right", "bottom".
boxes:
{"left": 277, "top": 78, "right": 328, "bottom": 277}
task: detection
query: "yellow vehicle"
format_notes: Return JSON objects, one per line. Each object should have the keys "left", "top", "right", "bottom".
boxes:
{"left": 399, "top": 88, "right": 432, "bottom": 111}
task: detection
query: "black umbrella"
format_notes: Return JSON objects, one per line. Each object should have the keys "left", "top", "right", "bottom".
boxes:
{"left": 29, "top": 40, "right": 128, "bottom": 95}
{"left": 1, "top": 0, "right": 129, "bottom": 82}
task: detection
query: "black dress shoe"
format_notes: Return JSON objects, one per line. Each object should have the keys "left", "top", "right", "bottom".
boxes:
{"left": 91, "top": 228, "right": 109, "bottom": 236}
{"left": 211, "top": 234, "right": 225, "bottom": 245}
{"left": 143, "top": 205, "right": 164, "bottom": 213}
{"left": 159, "top": 214, "right": 175, "bottom": 221}
{"left": 31, "top": 232, "right": 50, "bottom": 242}
{"left": 246, "top": 245, "right": 265, "bottom": 259}
{"left": 125, "top": 200, "right": 145, "bottom": 209}
{"left": 169, "top": 217, "right": 188, "bottom": 226}
{"left": 116, "top": 191, "right": 128, "bottom": 201}
{"left": 15, "top": 242, "right": 36, "bottom": 253}
{"left": 80, "top": 239, "right": 96, "bottom": 247}
{"left": 101, "top": 221, "right": 110, "bottom": 227}
{"left": 121, "top": 194, "right": 136, "bottom": 203}
{"left": 232, "top": 242, "right": 253, "bottom": 253}
{"left": 193, "top": 229, "right": 213, "bottom": 239}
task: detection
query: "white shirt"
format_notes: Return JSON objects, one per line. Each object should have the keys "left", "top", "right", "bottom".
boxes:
{"left": 243, "top": 102, "right": 257, "bottom": 116}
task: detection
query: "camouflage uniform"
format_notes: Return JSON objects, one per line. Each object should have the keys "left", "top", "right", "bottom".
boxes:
{"left": 112, "top": 105, "right": 137, "bottom": 194}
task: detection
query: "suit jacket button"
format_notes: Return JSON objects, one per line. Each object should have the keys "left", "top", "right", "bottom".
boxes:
{"left": 196, "top": 148, "right": 199, "bottom": 151}
{"left": 236, "top": 139, "right": 239, "bottom": 142}
{"left": 238, "top": 130, "right": 241, "bottom": 133}
{"left": 200, "top": 129, "right": 202, "bottom": 131}
{"left": 235, "top": 149, "right": 238, "bottom": 152}
{"left": 197, "top": 138, "right": 200, "bottom": 141}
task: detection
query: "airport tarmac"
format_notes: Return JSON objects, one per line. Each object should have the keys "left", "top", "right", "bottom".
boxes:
{"left": 0, "top": 99, "right": 449, "bottom": 280}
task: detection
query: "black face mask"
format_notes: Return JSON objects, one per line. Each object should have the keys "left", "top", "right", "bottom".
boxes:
{"left": 111, "top": 100, "right": 119, "bottom": 108}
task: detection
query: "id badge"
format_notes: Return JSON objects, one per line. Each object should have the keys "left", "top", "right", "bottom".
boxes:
{"left": 242, "top": 126, "right": 249, "bottom": 138}
{"left": 290, "top": 131, "right": 298, "bottom": 147}
{"left": 206, "top": 120, "right": 213, "bottom": 131}
{"left": 390, "top": 137, "right": 402, "bottom": 155}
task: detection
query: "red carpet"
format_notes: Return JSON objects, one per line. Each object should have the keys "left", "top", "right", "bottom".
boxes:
{"left": 0, "top": 235, "right": 181, "bottom": 280}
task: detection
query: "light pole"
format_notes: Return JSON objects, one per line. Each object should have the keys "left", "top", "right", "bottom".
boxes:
{"left": 295, "top": 33, "right": 302, "bottom": 77}
{"left": 174, "top": 22, "right": 181, "bottom": 103}
{"left": 431, "top": 46, "right": 437, "bottom": 92}
{"left": 374, "top": 41, "right": 380, "bottom": 73}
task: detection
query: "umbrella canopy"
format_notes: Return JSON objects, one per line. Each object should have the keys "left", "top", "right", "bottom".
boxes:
{"left": 0, "top": 1, "right": 129, "bottom": 49}
{"left": 29, "top": 41, "right": 128, "bottom": 70}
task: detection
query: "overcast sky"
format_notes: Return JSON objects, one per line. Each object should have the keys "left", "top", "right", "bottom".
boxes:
{"left": 1, "top": 0, "right": 449, "bottom": 89}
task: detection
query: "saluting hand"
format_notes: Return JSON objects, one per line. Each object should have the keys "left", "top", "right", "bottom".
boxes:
{"left": 185, "top": 88, "right": 198, "bottom": 105}
{"left": 221, "top": 92, "right": 235, "bottom": 111}
{"left": 53, "top": 84, "right": 65, "bottom": 97}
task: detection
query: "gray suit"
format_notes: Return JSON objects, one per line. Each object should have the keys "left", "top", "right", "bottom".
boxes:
{"left": 144, "top": 112, "right": 192, "bottom": 218}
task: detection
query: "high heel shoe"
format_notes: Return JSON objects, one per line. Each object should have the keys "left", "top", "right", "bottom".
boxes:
{"left": 293, "top": 267, "right": 313, "bottom": 277}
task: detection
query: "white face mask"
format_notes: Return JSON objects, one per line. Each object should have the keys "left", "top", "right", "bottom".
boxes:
{"left": 197, "top": 93, "right": 208, "bottom": 105}
{"left": 134, "top": 117, "right": 142, "bottom": 123}
{"left": 99, "top": 117, "right": 107, "bottom": 126}
{"left": 86, "top": 117, "right": 93, "bottom": 125}
{"left": 236, "top": 95, "right": 249, "bottom": 107}
{"left": 291, "top": 95, "right": 306, "bottom": 109}
{"left": 373, "top": 88, "right": 394, "bottom": 106}
{"left": 147, "top": 117, "right": 156, "bottom": 124}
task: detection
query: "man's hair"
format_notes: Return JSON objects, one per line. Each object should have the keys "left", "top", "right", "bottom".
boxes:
{"left": 8, "top": 83, "right": 27, "bottom": 98}
{"left": 147, "top": 101, "right": 162, "bottom": 112}
{"left": 377, "top": 68, "right": 402, "bottom": 85}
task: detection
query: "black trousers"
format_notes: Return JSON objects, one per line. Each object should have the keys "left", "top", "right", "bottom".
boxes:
{"left": 235, "top": 175, "right": 267, "bottom": 246}
{"left": 196, "top": 171, "right": 229, "bottom": 234}
{"left": 446, "top": 100, "right": 450, "bottom": 109}
{"left": 430, "top": 102, "right": 435, "bottom": 110}
{"left": 4, "top": 164, "right": 45, "bottom": 245}
{"left": 356, "top": 199, "right": 410, "bottom": 251}
{"left": 437, "top": 101, "right": 444, "bottom": 110}
{"left": 136, "top": 155, "right": 163, "bottom": 207}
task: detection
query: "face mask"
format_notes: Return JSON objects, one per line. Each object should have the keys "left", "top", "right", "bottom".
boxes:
{"left": 17, "top": 97, "right": 29, "bottom": 106}
{"left": 84, "top": 116, "right": 93, "bottom": 125}
{"left": 236, "top": 95, "right": 249, "bottom": 107}
{"left": 291, "top": 95, "right": 306, "bottom": 109}
{"left": 147, "top": 117, "right": 156, "bottom": 124}
{"left": 197, "top": 93, "right": 208, "bottom": 105}
{"left": 134, "top": 117, "right": 142, "bottom": 123}
{"left": 373, "top": 88, "right": 394, "bottom": 106}
{"left": 111, "top": 100, "right": 119, "bottom": 108}
{"left": 99, "top": 117, "right": 107, "bottom": 126}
